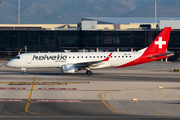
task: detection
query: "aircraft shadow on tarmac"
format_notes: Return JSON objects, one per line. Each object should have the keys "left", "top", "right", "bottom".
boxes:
{"left": 1, "top": 69, "right": 180, "bottom": 82}
{"left": 0, "top": 70, "right": 103, "bottom": 76}
{"left": 165, "top": 101, "right": 180, "bottom": 104}
{"left": 29, "top": 72, "right": 103, "bottom": 76}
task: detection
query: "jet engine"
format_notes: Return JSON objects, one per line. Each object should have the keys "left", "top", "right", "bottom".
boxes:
{"left": 61, "top": 64, "right": 79, "bottom": 73}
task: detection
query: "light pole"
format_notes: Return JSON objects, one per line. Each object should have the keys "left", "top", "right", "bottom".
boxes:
{"left": 18, "top": 0, "right": 20, "bottom": 24}
{"left": 155, "top": 0, "right": 156, "bottom": 23}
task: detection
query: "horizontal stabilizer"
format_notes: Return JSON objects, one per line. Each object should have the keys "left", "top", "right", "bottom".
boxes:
{"left": 148, "top": 51, "right": 174, "bottom": 59}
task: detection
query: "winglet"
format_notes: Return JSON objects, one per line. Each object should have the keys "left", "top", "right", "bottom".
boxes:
{"left": 102, "top": 52, "right": 112, "bottom": 61}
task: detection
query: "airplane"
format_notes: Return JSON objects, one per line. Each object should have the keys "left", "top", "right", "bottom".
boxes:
{"left": 5, "top": 27, "right": 173, "bottom": 76}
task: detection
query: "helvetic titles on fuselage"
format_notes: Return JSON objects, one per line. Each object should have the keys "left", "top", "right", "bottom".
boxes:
{"left": 32, "top": 54, "right": 67, "bottom": 62}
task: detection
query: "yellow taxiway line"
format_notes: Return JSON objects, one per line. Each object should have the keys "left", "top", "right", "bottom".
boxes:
{"left": 24, "top": 73, "right": 74, "bottom": 116}
{"left": 25, "top": 72, "right": 37, "bottom": 112}
{"left": 98, "top": 88, "right": 175, "bottom": 114}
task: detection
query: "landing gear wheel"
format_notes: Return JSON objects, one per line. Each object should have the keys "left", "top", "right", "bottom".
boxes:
{"left": 86, "top": 70, "right": 92, "bottom": 76}
{"left": 21, "top": 68, "right": 27, "bottom": 75}
{"left": 23, "top": 72, "right": 26, "bottom": 75}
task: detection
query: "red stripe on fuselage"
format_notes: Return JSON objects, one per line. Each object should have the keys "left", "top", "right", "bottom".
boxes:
{"left": 115, "top": 53, "right": 167, "bottom": 69}
{"left": 102, "top": 52, "right": 112, "bottom": 61}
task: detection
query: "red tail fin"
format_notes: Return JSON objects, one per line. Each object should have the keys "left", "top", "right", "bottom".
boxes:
{"left": 145, "top": 27, "right": 171, "bottom": 53}
{"left": 115, "top": 27, "right": 172, "bottom": 69}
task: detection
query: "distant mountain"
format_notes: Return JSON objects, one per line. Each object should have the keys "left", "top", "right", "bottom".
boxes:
{"left": 0, "top": 0, "right": 180, "bottom": 24}
{"left": 124, "top": 0, "right": 180, "bottom": 17}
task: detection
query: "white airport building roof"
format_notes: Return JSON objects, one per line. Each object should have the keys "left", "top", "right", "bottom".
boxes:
{"left": 82, "top": 17, "right": 180, "bottom": 24}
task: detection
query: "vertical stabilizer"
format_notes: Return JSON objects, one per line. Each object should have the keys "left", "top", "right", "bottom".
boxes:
{"left": 145, "top": 27, "right": 171, "bottom": 53}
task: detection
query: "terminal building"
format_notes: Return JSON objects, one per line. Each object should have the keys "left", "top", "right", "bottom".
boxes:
{"left": 0, "top": 17, "right": 180, "bottom": 61}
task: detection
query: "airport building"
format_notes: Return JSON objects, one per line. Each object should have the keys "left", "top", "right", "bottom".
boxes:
{"left": 0, "top": 17, "right": 180, "bottom": 61}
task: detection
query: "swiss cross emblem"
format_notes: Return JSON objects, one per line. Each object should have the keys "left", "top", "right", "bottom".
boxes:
{"left": 155, "top": 37, "right": 166, "bottom": 49}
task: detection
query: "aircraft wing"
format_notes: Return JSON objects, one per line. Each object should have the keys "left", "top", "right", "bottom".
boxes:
{"left": 75, "top": 61, "right": 103, "bottom": 68}
{"left": 74, "top": 52, "right": 113, "bottom": 68}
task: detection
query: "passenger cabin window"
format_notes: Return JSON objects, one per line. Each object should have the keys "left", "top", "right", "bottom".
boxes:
{"left": 86, "top": 56, "right": 87, "bottom": 58}
{"left": 69, "top": 56, "right": 71, "bottom": 59}
{"left": 77, "top": 56, "right": 79, "bottom": 58}
{"left": 114, "top": 56, "right": 116, "bottom": 58}
{"left": 93, "top": 56, "right": 95, "bottom": 58}
{"left": 104, "top": 56, "right": 106, "bottom": 58}
{"left": 118, "top": 56, "right": 120, "bottom": 58}
{"left": 81, "top": 56, "right": 83, "bottom": 58}
{"left": 111, "top": 56, "right": 113, "bottom": 58}
{"left": 90, "top": 56, "right": 91, "bottom": 58}
{"left": 126, "top": 56, "right": 128, "bottom": 58}
{"left": 130, "top": 56, "right": 131, "bottom": 58}
{"left": 97, "top": 56, "right": 99, "bottom": 58}
{"left": 122, "top": 56, "right": 124, "bottom": 58}
{"left": 73, "top": 56, "right": 75, "bottom": 58}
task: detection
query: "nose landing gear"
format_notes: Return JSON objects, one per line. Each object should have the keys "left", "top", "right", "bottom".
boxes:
{"left": 21, "top": 68, "right": 26, "bottom": 75}
{"left": 23, "top": 72, "right": 26, "bottom": 75}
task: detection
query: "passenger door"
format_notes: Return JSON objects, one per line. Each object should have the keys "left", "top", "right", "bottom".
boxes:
{"left": 26, "top": 54, "right": 32, "bottom": 64}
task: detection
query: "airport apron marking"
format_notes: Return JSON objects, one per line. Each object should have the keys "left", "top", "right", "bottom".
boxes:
{"left": 0, "top": 82, "right": 89, "bottom": 85}
{"left": 98, "top": 88, "right": 175, "bottom": 114}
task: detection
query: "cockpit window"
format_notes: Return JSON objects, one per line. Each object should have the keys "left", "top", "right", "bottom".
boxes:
{"left": 14, "top": 56, "right": 20, "bottom": 59}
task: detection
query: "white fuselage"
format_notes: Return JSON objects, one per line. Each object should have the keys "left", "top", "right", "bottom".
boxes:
{"left": 5, "top": 52, "right": 143, "bottom": 69}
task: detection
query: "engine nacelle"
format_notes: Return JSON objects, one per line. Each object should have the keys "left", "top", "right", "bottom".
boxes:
{"left": 61, "top": 64, "right": 78, "bottom": 73}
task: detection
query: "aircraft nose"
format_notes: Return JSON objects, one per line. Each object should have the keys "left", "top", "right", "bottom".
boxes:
{"left": 5, "top": 61, "right": 11, "bottom": 67}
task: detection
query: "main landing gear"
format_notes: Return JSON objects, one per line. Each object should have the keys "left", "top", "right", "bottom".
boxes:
{"left": 85, "top": 67, "right": 92, "bottom": 76}
{"left": 86, "top": 70, "right": 92, "bottom": 76}
{"left": 21, "top": 68, "right": 26, "bottom": 75}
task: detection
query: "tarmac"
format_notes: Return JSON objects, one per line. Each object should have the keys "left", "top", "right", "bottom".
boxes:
{"left": 0, "top": 60, "right": 180, "bottom": 119}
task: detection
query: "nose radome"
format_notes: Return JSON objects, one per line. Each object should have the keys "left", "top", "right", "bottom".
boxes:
{"left": 5, "top": 61, "right": 11, "bottom": 67}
